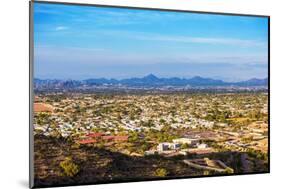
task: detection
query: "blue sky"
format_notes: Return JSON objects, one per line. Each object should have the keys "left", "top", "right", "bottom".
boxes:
{"left": 34, "top": 2, "right": 268, "bottom": 81}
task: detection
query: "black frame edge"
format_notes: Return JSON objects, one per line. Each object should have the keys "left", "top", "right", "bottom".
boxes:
{"left": 29, "top": 1, "right": 35, "bottom": 188}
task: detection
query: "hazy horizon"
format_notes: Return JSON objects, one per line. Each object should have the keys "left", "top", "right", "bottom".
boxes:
{"left": 35, "top": 73, "right": 268, "bottom": 83}
{"left": 34, "top": 2, "right": 268, "bottom": 82}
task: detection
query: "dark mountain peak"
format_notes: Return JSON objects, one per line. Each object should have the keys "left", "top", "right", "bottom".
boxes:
{"left": 187, "top": 76, "right": 224, "bottom": 86}
{"left": 34, "top": 75, "right": 268, "bottom": 89}
{"left": 246, "top": 78, "right": 260, "bottom": 82}
{"left": 246, "top": 78, "right": 268, "bottom": 82}
{"left": 192, "top": 76, "right": 204, "bottom": 80}
{"left": 143, "top": 74, "right": 159, "bottom": 80}
{"left": 236, "top": 77, "right": 268, "bottom": 86}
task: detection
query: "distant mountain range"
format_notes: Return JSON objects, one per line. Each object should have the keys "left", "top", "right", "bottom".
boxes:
{"left": 34, "top": 74, "right": 268, "bottom": 88}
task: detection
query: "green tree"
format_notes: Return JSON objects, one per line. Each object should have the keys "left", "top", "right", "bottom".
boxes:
{"left": 128, "top": 131, "right": 138, "bottom": 143}
{"left": 181, "top": 143, "right": 189, "bottom": 149}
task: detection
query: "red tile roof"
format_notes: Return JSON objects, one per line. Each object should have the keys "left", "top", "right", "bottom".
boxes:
{"left": 102, "top": 136, "right": 114, "bottom": 140}
{"left": 78, "top": 139, "right": 97, "bottom": 144}
{"left": 80, "top": 134, "right": 129, "bottom": 143}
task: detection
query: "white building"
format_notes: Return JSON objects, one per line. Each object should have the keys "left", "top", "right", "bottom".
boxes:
{"left": 144, "top": 150, "right": 157, "bottom": 155}
{"left": 157, "top": 142, "right": 181, "bottom": 152}
{"left": 197, "top": 143, "right": 208, "bottom": 149}
{"left": 172, "top": 138, "right": 199, "bottom": 146}
{"left": 157, "top": 143, "right": 170, "bottom": 151}
{"left": 170, "top": 143, "right": 181, "bottom": 150}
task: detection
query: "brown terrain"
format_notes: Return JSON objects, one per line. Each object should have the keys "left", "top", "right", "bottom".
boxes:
{"left": 33, "top": 134, "right": 268, "bottom": 188}
{"left": 34, "top": 135, "right": 205, "bottom": 187}
{"left": 34, "top": 103, "right": 54, "bottom": 113}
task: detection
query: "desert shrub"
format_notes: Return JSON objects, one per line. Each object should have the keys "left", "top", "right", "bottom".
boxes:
{"left": 60, "top": 157, "right": 80, "bottom": 177}
{"left": 225, "top": 167, "right": 234, "bottom": 174}
{"left": 154, "top": 168, "right": 168, "bottom": 177}
{"left": 203, "top": 170, "right": 210, "bottom": 175}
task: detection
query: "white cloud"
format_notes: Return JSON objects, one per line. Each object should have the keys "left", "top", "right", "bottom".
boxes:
{"left": 95, "top": 30, "right": 266, "bottom": 48}
{"left": 135, "top": 34, "right": 266, "bottom": 48}
{"left": 55, "top": 26, "right": 68, "bottom": 31}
